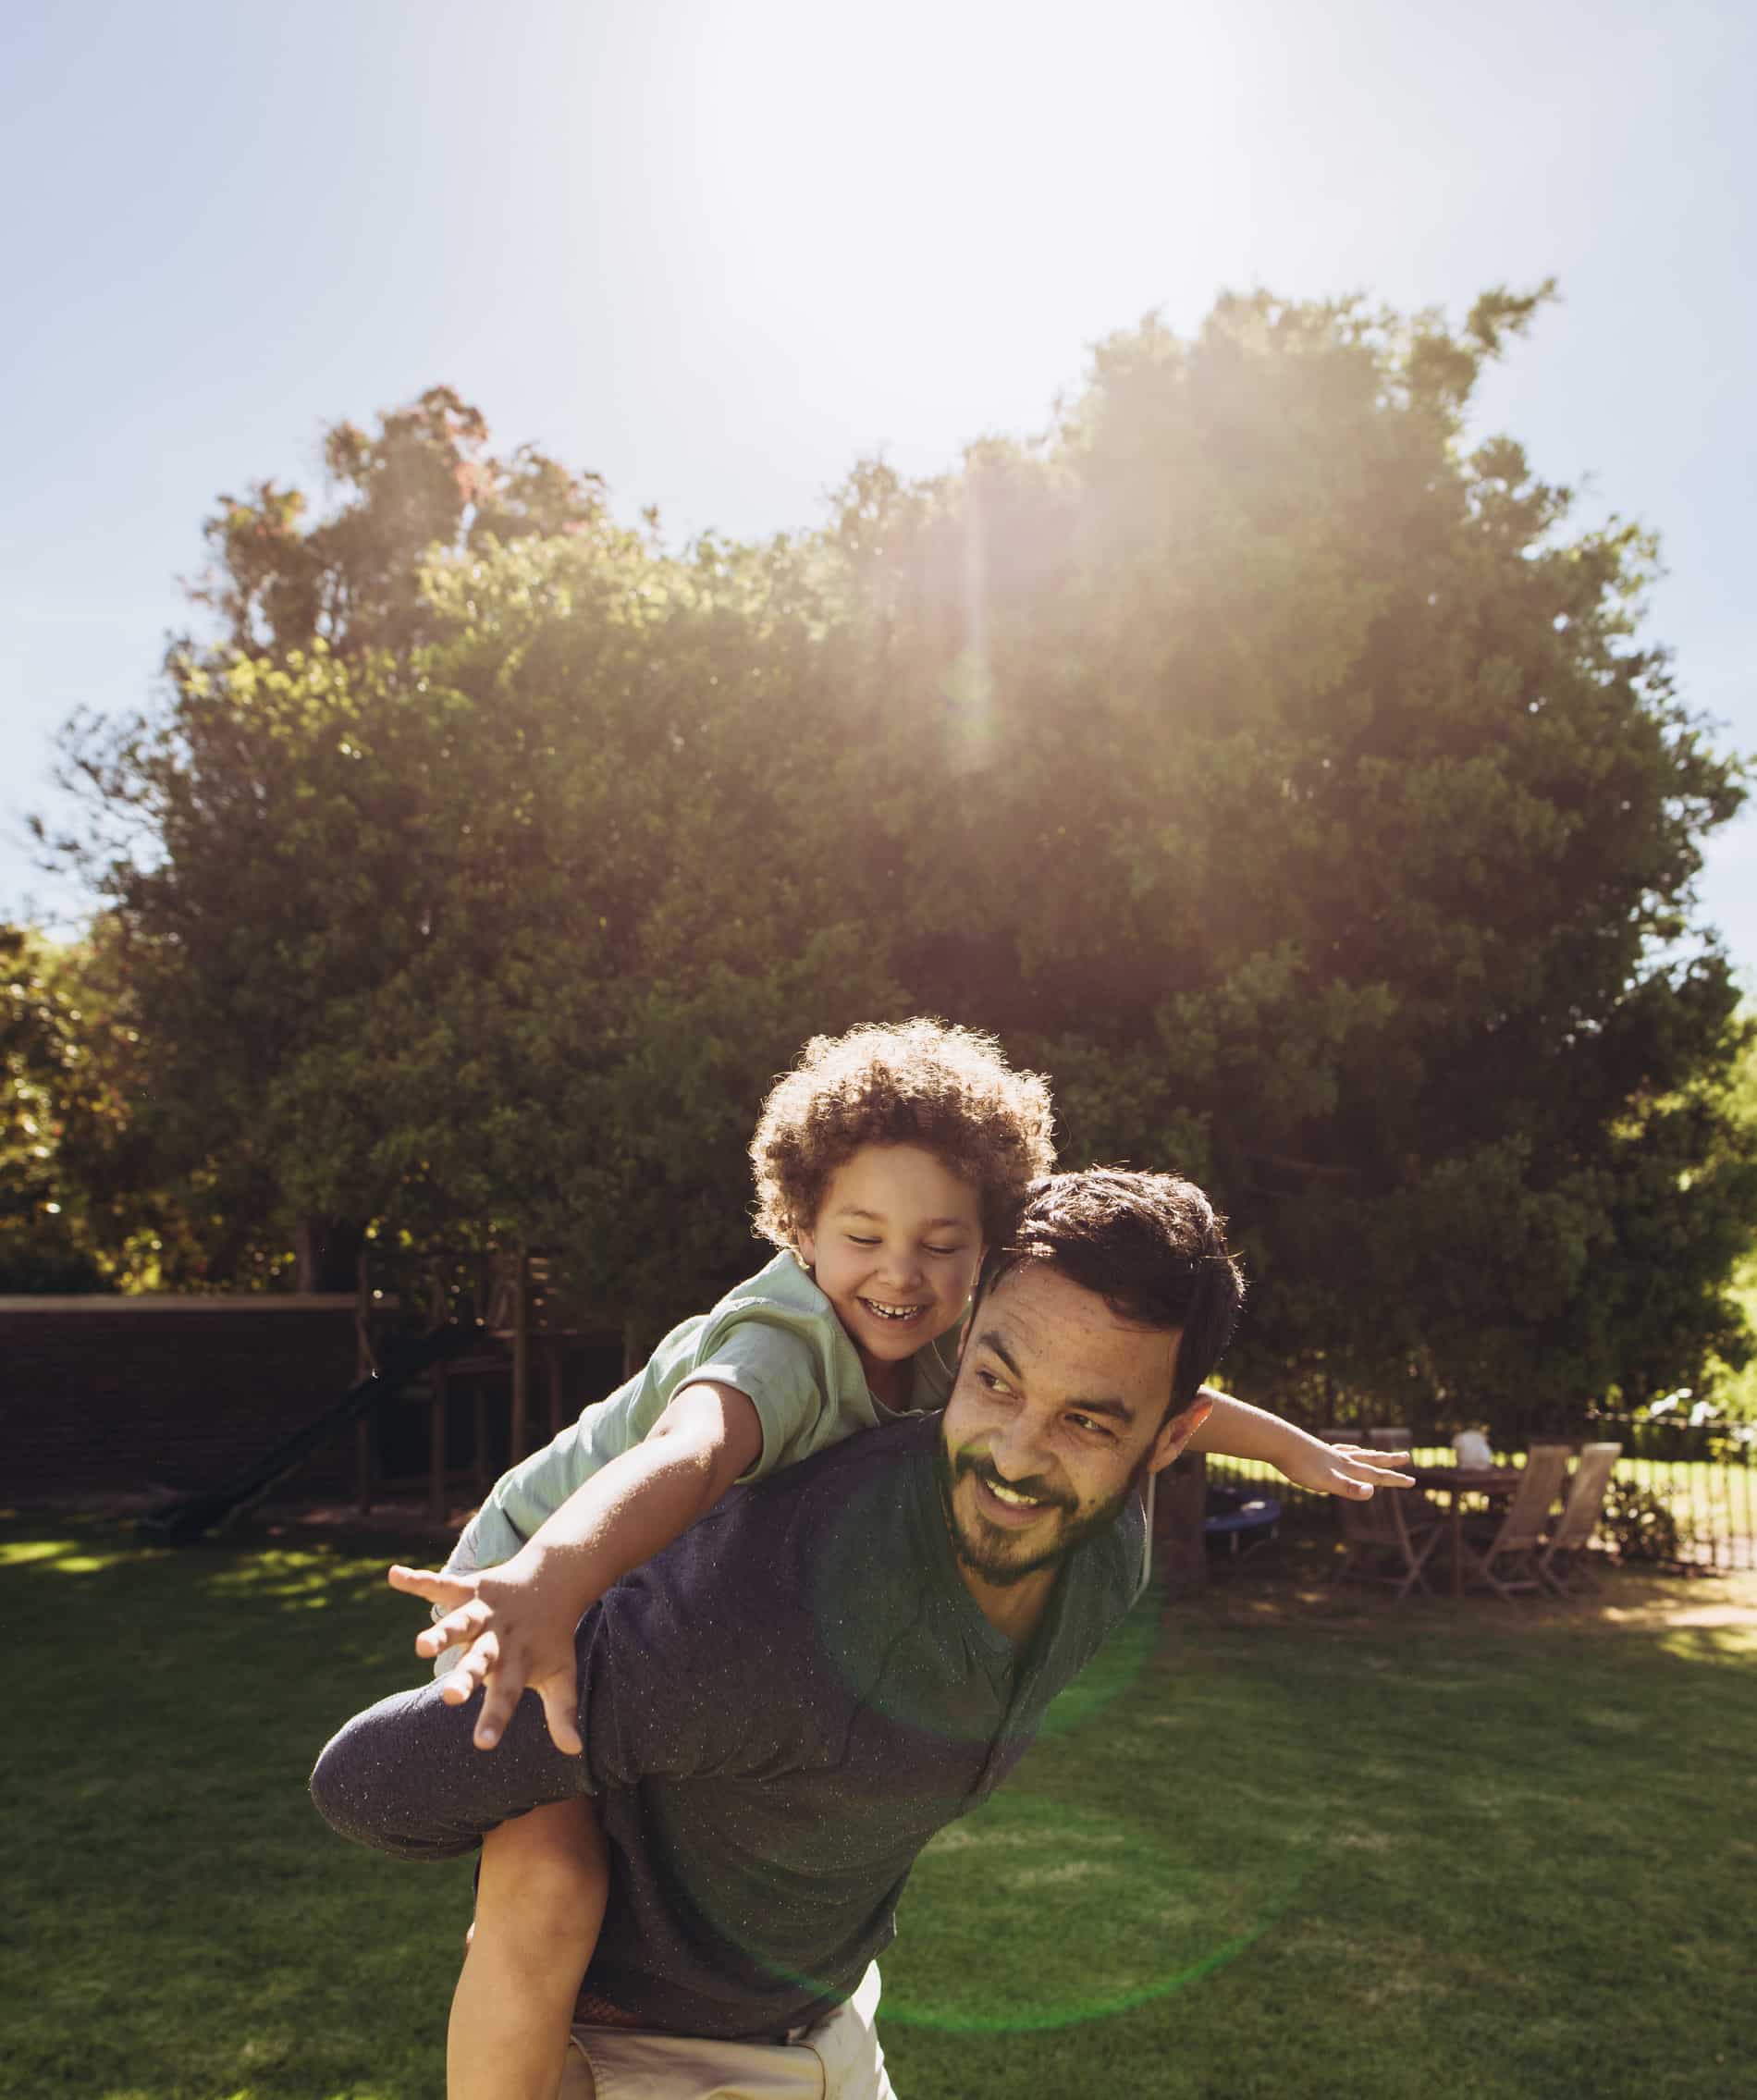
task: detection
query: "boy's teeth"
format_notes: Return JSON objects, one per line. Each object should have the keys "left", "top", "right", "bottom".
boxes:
{"left": 864, "top": 1299, "right": 922, "bottom": 1320}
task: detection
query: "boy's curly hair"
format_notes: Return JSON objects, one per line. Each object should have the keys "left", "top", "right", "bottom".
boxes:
{"left": 750, "top": 1019, "right": 1056, "bottom": 1249}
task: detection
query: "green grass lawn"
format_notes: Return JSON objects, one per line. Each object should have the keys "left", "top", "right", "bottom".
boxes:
{"left": 6, "top": 1509, "right": 1755, "bottom": 2100}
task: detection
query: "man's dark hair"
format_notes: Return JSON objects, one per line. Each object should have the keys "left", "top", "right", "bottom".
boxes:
{"left": 979, "top": 1169, "right": 1245, "bottom": 1417}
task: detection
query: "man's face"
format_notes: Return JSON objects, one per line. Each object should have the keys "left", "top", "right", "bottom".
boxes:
{"left": 937, "top": 1262, "right": 1206, "bottom": 1590}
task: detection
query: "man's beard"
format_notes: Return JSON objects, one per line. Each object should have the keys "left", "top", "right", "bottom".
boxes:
{"left": 933, "top": 1437, "right": 1145, "bottom": 1588}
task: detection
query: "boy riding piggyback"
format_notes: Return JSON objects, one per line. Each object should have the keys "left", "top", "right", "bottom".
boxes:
{"left": 380, "top": 1018, "right": 1408, "bottom": 2100}
{"left": 396, "top": 1019, "right": 1057, "bottom": 2099}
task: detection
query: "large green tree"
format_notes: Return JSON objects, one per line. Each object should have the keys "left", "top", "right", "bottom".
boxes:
{"left": 45, "top": 297, "right": 1753, "bottom": 1421}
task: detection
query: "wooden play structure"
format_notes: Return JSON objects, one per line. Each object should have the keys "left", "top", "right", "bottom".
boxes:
{"left": 351, "top": 1248, "right": 626, "bottom": 1521}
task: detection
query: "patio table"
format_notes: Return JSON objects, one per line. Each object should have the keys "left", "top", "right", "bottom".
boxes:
{"left": 1408, "top": 1465, "right": 1524, "bottom": 1599}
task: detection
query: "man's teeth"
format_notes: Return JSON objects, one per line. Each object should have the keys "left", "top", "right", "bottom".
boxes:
{"left": 984, "top": 1478, "right": 1041, "bottom": 1508}
{"left": 863, "top": 1300, "right": 924, "bottom": 1321}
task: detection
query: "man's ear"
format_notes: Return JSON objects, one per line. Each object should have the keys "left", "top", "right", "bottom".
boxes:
{"left": 954, "top": 1244, "right": 989, "bottom": 1350}
{"left": 1145, "top": 1395, "right": 1212, "bottom": 1476}
{"left": 954, "top": 1248, "right": 995, "bottom": 1368}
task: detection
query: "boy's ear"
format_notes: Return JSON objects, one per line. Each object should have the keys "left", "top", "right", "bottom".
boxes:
{"left": 793, "top": 1219, "right": 817, "bottom": 1269}
{"left": 1145, "top": 1395, "right": 1212, "bottom": 1477}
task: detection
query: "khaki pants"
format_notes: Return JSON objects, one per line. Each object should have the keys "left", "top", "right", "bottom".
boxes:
{"left": 558, "top": 1963, "right": 895, "bottom": 2100}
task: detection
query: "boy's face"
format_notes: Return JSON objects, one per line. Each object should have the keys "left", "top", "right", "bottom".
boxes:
{"left": 797, "top": 1144, "right": 986, "bottom": 1390}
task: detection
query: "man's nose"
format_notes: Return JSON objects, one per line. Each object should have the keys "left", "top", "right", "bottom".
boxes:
{"left": 988, "top": 1410, "right": 1051, "bottom": 1482}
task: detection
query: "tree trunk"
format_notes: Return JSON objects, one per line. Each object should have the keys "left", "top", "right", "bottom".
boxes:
{"left": 294, "top": 1219, "right": 365, "bottom": 1295}
{"left": 1154, "top": 1449, "right": 1208, "bottom": 1596}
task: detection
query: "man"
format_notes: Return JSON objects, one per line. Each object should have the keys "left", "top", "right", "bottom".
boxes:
{"left": 312, "top": 1169, "right": 1395, "bottom": 2097}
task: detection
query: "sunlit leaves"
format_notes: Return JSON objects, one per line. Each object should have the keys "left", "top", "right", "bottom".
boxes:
{"left": 33, "top": 311, "right": 1755, "bottom": 1409}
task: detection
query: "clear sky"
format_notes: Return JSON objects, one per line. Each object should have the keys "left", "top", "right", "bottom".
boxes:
{"left": 4, "top": 0, "right": 1752, "bottom": 979}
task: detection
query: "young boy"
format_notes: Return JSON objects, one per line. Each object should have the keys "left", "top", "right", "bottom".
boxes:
{"left": 385, "top": 1019, "right": 1406, "bottom": 2100}
{"left": 399, "top": 1018, "right": 1054, "bottom": 2100}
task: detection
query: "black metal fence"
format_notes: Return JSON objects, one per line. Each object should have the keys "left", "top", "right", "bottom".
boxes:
{"left": 1207, "top": 1410, "right": 1756, "bottom": 1575}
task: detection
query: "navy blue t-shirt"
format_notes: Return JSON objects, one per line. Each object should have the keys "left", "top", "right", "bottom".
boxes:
{"left": 312, "top": 1408, "right": 1145, "bottom": 2041}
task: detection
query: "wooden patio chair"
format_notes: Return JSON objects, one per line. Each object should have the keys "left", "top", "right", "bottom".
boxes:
{"left": 1456, "top": 1444, "right": 1572, "bottom": 1600}
{"left": 1330, "top": 1481, "right": 1445, "bottom": 1602}
{"left": 1535, "top": 1442, "right": 1622, "bottom": 1595}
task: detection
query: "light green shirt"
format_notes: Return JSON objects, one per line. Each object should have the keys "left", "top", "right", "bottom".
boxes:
{"left": 447, "top": 1250, "right": 962, "bottom": 1575}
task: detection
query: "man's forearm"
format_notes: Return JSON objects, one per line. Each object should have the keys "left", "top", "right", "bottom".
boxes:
{"left": 1186, "top": 1389, "right": 1330, "bottom": 1471}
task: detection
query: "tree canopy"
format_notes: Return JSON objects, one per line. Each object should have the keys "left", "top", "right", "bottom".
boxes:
{"left": 39, "top": 289, "right": 1756, "bottom": 1419}
{"left": 812, "top": 287, "right": 1754, "bottom": 1415}
{"left": 0, "top": 924, "right": 159, "bottom": 1291}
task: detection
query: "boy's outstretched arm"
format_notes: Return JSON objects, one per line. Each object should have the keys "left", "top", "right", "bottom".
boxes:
{"left": 1186, "top": 1388, "right": 1413, "bottom": 1500}
{"left": 387, "top": 1381, "right": 762, "bottom": 1754}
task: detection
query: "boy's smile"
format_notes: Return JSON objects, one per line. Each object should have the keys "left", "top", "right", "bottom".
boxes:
{"left": 797, "top": 1143, "right": 986, "bottom": 1410}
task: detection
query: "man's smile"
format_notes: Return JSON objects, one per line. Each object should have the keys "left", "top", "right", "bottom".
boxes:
{"left": 982, "top": 1476, "right": 1040, "bottom": 1508}
{"left": 954, "top": 1449, "right": 1076, "bottom": 1531}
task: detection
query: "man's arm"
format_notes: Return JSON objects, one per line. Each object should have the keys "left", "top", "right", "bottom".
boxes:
{"left": 1186, "top": 1388, "right": 1412, "bottom": 1499}
{"left": 388, "top": 1381, "right": 763, "bottom": 1752}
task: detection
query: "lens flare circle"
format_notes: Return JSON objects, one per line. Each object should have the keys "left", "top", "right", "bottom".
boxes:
{"left": 879, "top": 1788, "right": 1315, "bottom": 2033}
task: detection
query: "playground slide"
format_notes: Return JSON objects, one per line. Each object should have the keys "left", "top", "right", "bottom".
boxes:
{"left": 135, "top": 1321, "right": 483, "bottom": 1547}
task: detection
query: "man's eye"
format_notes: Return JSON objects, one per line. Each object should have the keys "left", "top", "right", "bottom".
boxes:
{"left": 1070, "top": 1414, "right": 1113, "bottom": 1439}
{"left": 977, "top": 1369, "right": 1009, "bottom": 1394}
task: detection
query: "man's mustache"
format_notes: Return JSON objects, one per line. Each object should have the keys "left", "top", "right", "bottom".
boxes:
{"left": 952, "top": 1444, "right": 1076, "bottom": 1517}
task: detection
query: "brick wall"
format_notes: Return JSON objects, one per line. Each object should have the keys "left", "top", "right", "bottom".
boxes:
{"left": 0, "top": 1298, "right": 362, "bottom": 1502}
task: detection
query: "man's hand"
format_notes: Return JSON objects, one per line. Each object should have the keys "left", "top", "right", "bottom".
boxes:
{"left": 387, "top": 1552, "right": 584, "bottom": 1756}
{"left": 1284, "top": 1443, "right": 1414, "bottom": 1501}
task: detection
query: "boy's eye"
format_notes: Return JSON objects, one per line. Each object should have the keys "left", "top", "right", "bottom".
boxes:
{"left": 924, "top": 1243, "right": 962, "bottom": 1258}
{"left": 846, "top": 1234, "right": 880, "bottom": 1246}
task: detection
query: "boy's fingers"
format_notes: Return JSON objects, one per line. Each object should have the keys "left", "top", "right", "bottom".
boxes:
{"left": 1327, "top": 1449, "right": 1416, "bottom": 1495}
{"left": 436, "top": 1662, "right": 481, "bottom": 1707}
{"left": 424, "top": 1599, "right": 491, "bottom": 1648}
{"left": 473, "top": 1659, "right": 524, "bottom": 1751}
{"left": 1359, "top": 1455, "right": 1416, "bottom": 1485}
{"left": 537, "top": 1671, "right": 584, "bottom": 1757}
{"left": 388, "top": 1565, "right": 468, "bottom": 1605}
{"left": 438, "top": 1631, "right": 497, "bottom": 1708}
{"left": 414, "top": 1599, "right": 488, "bottom": 1658}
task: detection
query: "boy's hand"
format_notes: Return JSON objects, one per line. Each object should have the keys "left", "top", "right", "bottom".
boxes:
{"left": 387, "top": 1554, "right": 584, "bottom": 1756}
{"left": 1284, "top": 1443, "right": 1415, "bottom": 1500}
